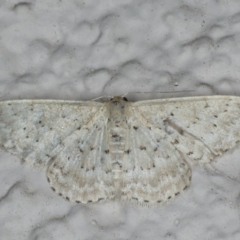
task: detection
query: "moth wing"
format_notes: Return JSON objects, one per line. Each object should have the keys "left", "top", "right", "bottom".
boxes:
{"left": 0, "top": 100, "right": 102, "bottom": 168}
{"left": 119, "top": 105, "right": 191, "bottom": 205}
{"left": 46, "top": 113, "right": 116, "bottom": 204}
{"left": 131, "top": 96, "right": 240, "bottom": 164}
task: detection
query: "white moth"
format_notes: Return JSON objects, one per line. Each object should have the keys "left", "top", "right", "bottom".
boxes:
{"left": 0, "top": 96, "right": 239, "bottom": 205}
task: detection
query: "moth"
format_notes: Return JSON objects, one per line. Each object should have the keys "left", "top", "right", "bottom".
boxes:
{"left": 0, "top": 96, "right": 239, "bottom": 205}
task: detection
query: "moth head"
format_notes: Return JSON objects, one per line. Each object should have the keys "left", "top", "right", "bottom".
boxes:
{"left": 110, "top": 96, "right": 128, "bottom": 102}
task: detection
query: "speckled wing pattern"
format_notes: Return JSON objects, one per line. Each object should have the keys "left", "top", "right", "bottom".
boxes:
{"left": 0, "top": 100, "right": 102, "bottom": 167}
{"left": 0, "top": 100, "right": 117, "bottom": 204}
{"left": 120, "top": 96, "right": 240, "bottom": 204}
{"left": 120, "top": 110, "right": 191, "bottom": 204}
{"left": 132, "top": 96, "right": 240, "bottom": 163}
{"left": 0, "top": 96, "right": 240, "bottom": 205}
{"left": 46, "top": 108, "right": 116, "bottom": 204}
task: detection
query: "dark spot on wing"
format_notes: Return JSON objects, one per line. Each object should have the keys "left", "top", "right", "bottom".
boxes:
{"left": 112, "top": 133, "right": 119, "bottom": 138}
{"left": 133, "top": 126, "right": 138, "bottom": 130}
{"left": 79, "top": 148, "right": 84, "bottom": 153}
{"left": 204, "top": 103, "right": 209, "bottom": 108}
{"left": 140, "top": 146, "right": 146, "bottom": 150}
{"left": 125, "top": 149, "right": 130, "bottom": 154}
